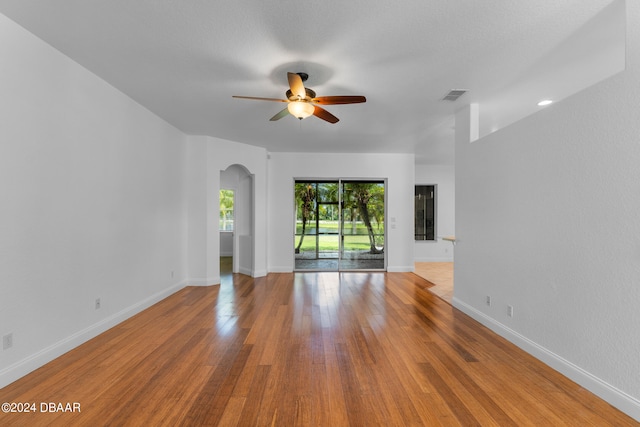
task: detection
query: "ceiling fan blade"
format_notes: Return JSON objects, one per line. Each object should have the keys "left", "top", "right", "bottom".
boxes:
{"left": 269, "top": 107, "right": 290, "bottom": 121}
{"left": 313, "top": 106, "right": 339, "bottom": 124}
{"left": 312, "top": 96, "right": 367, "bottom": 105}
{"left": 287, "top": 72, "right": 306, "bottom": 99}
{"left": 232, "top": 95, "right": 287, "bottom": 102}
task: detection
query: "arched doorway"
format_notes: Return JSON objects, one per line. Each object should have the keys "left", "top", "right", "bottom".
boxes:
{"left": 220, "top": 164, "right": 254, "bottom": 277}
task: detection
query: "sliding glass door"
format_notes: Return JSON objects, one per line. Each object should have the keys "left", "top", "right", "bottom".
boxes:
{"left": 294, "top": 179, "right": 385, "bottom": 271}
{"left": 294, "top": 181, "right": 340, "bottom": 270}
{"left": 340, "top": 181, "right": 385, "bottom": 269}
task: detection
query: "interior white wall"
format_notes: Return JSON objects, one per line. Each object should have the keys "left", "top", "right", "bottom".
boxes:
{"left": 237, "top": 172, "right": 254, "bottom": 276}
{"left": 0, "top": 14, "right": 188, "bottom": 387}
{"left": 220, "top": 232, "right": 233, "bottom": 257}
{"left": 186, "top": 135, "right": 268, "bottom": 285}
{"left": 453, "top": 0, "right": 640, "bottom": 420}
{"left": 267, "top": 152, "right": 415, "bottom": 272}
{"left": 186, "top": 137, "right": 208, "bottom": 284}
{"left": 414, "top": 165, "right": 455, "bottom": 262}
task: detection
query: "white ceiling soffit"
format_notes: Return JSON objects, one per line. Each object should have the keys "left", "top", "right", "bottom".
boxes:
{"left": 0, "top": 0, "right": 623, "bottom": 165}
{"left": 476, "top": 0, "right": 626, "bottom": 138}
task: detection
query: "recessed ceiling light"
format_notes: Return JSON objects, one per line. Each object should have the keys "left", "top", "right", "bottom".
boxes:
{"left": 537, "top": 99, "right": 553, "bottom": 106}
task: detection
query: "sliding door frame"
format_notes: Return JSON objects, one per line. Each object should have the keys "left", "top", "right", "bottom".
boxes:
{"left": 293, "top": 177, "right": 387, "bottom": 272}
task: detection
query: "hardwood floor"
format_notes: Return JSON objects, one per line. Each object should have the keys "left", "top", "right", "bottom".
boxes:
{"left": 0, "top": 272, "right": 636, "bottom": 426}
{"left": 414, "top": 262, "right": 454, "bottom": 303}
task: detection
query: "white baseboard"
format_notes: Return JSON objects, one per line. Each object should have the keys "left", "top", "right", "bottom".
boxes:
{"left": 252, "top": 269, "right": 267, "bottom": 278}
{"left": 187, "top": 277, "right": 220, "bottom": 286}
{"left": 239, "top": 267, "right": 252, "bottom": 276}
{"left": 0, "top": 280, "right": 187, "bottom": 389}
{"left": 268, "top": 266, "right": 294, "bottom": 273}
{"left": 414, "top": 257, "right": 454, "bottom": 262}
{"left": 387, "top": 265, "right": 415, "bottom": 273}
{"left": 269, "top": 267, "right": 416, "bottom": 273}
{"left": 452, "top": 297, "right": 640, "bottom": 423}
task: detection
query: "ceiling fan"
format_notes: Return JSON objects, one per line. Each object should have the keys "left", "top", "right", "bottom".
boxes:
{"left": 232, "top": 72, "right": 366, "bottom": 124}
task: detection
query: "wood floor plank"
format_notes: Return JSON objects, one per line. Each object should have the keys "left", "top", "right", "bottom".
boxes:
{"left": 0, "top": 272, "right": 637, "bottom": 426}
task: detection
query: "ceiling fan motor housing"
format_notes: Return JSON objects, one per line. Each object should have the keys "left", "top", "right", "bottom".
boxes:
{"left": 286, "top": 88, "right": 316, "bottom": 101}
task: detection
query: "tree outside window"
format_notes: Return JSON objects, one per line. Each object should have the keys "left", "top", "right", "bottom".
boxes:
{"left": 219, "top": 189, "right": 234, "bottom": 231}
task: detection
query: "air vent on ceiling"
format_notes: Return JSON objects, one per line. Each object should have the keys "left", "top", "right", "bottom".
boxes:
{"left": 442, "top": 89, "right": 467, "bottom": 101}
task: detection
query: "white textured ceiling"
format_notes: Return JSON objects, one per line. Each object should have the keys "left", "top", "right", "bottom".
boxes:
{"left": 0, "top": 0, "right": 621, "bottom": 165}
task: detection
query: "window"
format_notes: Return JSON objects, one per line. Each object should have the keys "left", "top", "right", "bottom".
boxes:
{"left": 415, "top": 185, "right": 435, "bottom": 240}
{"left": 219, "top": 189, "right": 234, "bottom": 231}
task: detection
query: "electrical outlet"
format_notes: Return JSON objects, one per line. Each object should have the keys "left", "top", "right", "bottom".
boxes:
{"left": 3, "top": 333, "right": 13, "bottom": 350}
{"left": 95, "top": 298, "right": 101, "bottom": 310}
{"left": 486, "top": 296, "right": 491, "bottom": 306}
{"left": 507, "top": 305, "right": 514, "bottom": 317}
{"left": 171, "top": 270, "right": 174, "bottom": 279}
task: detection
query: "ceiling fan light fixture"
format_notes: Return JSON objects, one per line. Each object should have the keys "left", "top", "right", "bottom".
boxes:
{"left": 233, "top": 72, "right": 363, "bottom": 124}
{"left": 288, "top": 101, "right": 314, "bottom": 119}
